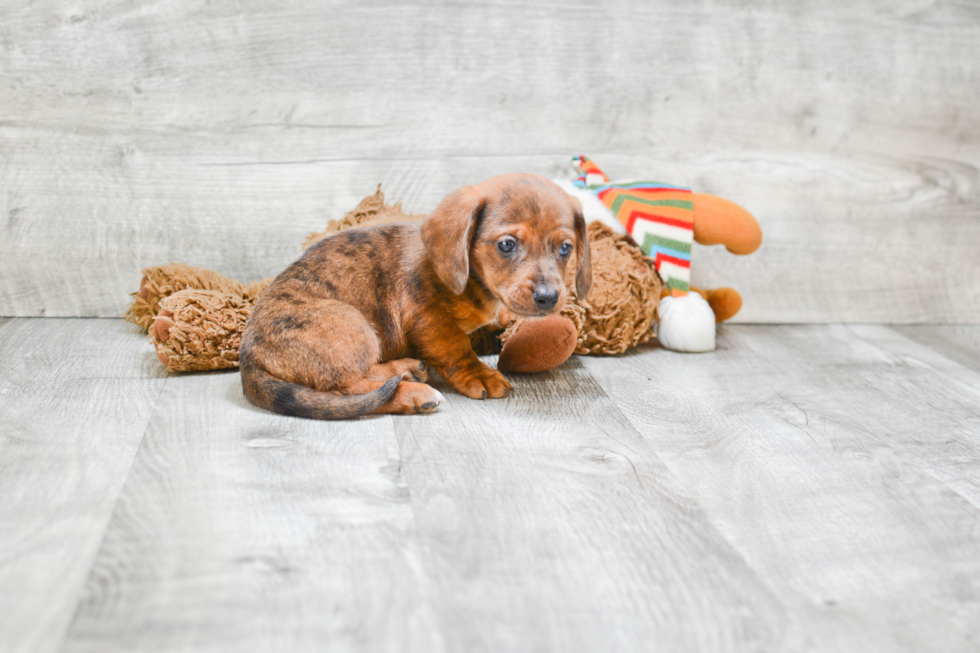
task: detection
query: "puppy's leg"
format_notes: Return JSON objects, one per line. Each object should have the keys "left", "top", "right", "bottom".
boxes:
{"left": 336, "top": 375, "right": 444, "bottom": 414}
{"left": 411, "top": 318, "right": 512, "bottom": 400}
{"left": 367, "top": 359, "right": 429, "bottom": 383}
{"left": 447, "top": 358, "right": 512, "bottom": 399}
{"left": 364, "top": 358, "right": 445, "bottom": 413}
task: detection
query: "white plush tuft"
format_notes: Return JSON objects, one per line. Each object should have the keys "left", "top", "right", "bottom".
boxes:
{"left": 553, "top": 179, "right": 627, "bottom": 234}
{"left": 657, "top": 293, "right": 716, "bottom": 352}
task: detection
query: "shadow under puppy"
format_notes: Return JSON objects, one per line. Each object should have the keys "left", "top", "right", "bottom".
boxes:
{"left": 240, "top": 173, "right": 592, "bottom": 419}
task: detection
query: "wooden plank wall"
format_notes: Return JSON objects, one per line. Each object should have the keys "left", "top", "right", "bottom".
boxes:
{"left": 1, "top": 0, "right": 978, "bottom": 322}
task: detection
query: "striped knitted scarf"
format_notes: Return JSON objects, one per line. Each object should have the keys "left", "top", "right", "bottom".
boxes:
{"left": 572, "top": 156, "right": 694, "bottom": 296}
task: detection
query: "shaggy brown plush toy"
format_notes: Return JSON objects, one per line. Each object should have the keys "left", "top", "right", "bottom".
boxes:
{"left": 124, "top": 264, "right": 269, "bottom": 371}
{"left": 127, "top": 185, "right": 739, "bottom": 373}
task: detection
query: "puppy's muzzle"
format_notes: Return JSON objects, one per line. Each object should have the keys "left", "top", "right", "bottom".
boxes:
{"left": 532, "top": 286, "right": 560, "bottom": 311}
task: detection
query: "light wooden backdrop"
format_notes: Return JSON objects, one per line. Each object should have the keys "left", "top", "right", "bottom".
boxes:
{"left": 1, "top": 0, "right": 978, "bottom": 322}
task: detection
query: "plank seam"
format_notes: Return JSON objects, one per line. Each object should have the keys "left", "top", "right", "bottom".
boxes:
{"left": 51, "top": 372, "right": 171, "bottom": 653}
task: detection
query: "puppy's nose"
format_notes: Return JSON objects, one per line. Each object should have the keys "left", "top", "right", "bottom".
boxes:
{"left": 532, "top": 287, "right": 559, "bottom": 310}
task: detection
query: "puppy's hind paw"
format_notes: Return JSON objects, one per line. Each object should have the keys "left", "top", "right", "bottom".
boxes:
{"left": 415, "top": 388, "right": 446, "bottom": 414}
{"left": 376, "top": 381, "right": 445, "bottom": 415}
{"left": 413, "top": 387, "right": 445, "bottom": 414}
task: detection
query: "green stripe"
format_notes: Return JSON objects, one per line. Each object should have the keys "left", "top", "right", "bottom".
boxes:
{"left": 609, "top": 195, "right": 694, "bottom": 215}
{"left": 667, "top": 279, "right": 690, "bottom": 292}
{"left": 642, "top": 233, "right": 692, "bottom": 255}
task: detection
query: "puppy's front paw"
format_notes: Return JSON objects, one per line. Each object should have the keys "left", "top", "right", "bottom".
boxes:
{"left": 451, "top": 365, "right": 513, "bottom": 400}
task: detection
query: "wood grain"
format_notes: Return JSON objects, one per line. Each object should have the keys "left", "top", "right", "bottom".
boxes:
{"left": 1, "top": 1, "right": 979, "bottom": 321}
{"left": 61, "top": 368, "right": 441, "bottom": 653}
{"left": 391, "top": 358, "right": 785, "bottom": 652}
{"left": 60, "top": 352, "right": 788, "bottom": 652}
{"left": 0, "top": 318, "right": 167, "bottom": 653}
{"left": 581, "top": 325, "right": 980, "bottom": 651}
{"left": 4, "top": 319, "right": 980, "bottom": 650}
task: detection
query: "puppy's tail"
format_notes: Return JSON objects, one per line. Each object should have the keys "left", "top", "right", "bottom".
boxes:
{"left": 241, "top": 361, "right": 401, "bottom": 420}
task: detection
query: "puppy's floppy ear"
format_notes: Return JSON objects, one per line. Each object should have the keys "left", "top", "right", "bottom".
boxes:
{"left": 422, "top": 186, "right": 487, "bottom": 295}
{"left": 572, "top": 203, "right": 593, "bottom": 299}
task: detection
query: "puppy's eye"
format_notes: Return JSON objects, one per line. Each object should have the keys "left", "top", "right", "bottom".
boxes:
{"left": 559, "top": 242, "right": 573, "bottom": 258}
{"left": 497, "top": 238, "right": 516, "bottom": 255}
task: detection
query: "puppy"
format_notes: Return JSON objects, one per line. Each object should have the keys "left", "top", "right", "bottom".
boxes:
{"left": 239, "top": 173, "right": 592, "bottom": 419}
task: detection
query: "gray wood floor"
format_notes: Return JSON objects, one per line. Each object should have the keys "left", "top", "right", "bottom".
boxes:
{"left": 2, "top": 318, "right": 979, "bottom": 652}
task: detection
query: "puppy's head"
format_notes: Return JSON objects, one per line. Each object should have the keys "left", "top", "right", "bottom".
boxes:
{"left": 422, "top": 173, "right": 592, "bottom": 317}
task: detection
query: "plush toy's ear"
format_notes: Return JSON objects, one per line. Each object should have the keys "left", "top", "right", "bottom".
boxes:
{"left": 422, "top": 187, "right": 487, "bottom": 295}
{"left": 497, "top": 314, "right": 579, "bottom": 373}
{"left": 572, "top": 205, "right": 593, "bottom": 299}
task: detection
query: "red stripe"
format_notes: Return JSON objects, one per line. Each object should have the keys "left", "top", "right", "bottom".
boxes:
{"left": 597, "top": 187, "right": 689, "bottom": 202}
{"left": 626, "top": 210, "right": 694, "bottom": 231}
{"left": 655, "top": 253, "right": 691, "bottom": 269}
{"left": 625, "top": 211, "right": 639, "bottom": 233}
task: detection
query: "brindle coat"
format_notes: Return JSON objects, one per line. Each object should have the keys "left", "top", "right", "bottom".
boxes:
{"left": 239, "top": 173, "right": 592, "bottom": 419}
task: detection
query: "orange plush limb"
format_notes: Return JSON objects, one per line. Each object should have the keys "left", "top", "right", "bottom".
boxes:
{"left": 664, "top": 193, "right": 761, "bottom": 324}
{"left": 699, "top": 287, "right": 742, "bottom": 323}
{"left": 660, "top": 286, "right": 742, "bottom": 323}
{"left": 691, "top": 193, "right": 762, "bottom": 255}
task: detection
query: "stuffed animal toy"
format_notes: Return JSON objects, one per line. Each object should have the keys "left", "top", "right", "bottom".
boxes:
{"left": 127, "top": 166, "right": 760, "bottom": 373}
{"left": 553, "top": 155, "right": 762, "bottom": 353}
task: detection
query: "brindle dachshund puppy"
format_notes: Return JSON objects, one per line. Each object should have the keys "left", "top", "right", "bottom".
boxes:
{"left": 240, "top": 173, "right": 592, "bottom": 419}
